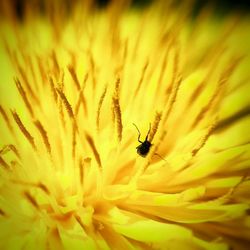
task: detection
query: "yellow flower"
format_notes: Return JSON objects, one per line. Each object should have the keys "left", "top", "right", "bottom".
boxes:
{"left": 0, "top": 1, "right": 250, "bottom": 249}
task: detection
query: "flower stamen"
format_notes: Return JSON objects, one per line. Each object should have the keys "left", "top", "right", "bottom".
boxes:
{"left": 112, "top": 96, "right": 123, "bottom": 142}
{"left": 133, "top": 59, "right": 149, "bottom": 99}
{"left": 0, "top": 105, "right": 14, "bottom": 134}
{"left": 11, "top": 110, "right": 36, "bottom": 150}
{"left": 67, "top": 64, "right": 81, "bottom": 90}
{"left": 163, "top": 75, "right": 183, "bottom": 124}
{"left": 0, "top": 144, "right": 20, "bottom": 159}
{"left": 192, "top": 120, "right": 217, "bottom": 157}
{"left": 0, "top": 156, "right": 11, "bottom": 170}
{"left": 88, "top": 51, "right": 97, "bottom": 89}
{"left": 49, "top": 76, "right": 58, "bottom": 104}
{"left": 74, "top": 73, "right": 88, "bottom": 116}
{"left": 112, "top": 77, "right": 123, "bottom": 142}
{"left": 14, "top": 77, "right": 34, "bottom": 117}
{"left": 96, "top": 85, "right": 107, "bottom": 131}
{"left": 56, "top": 88, "right": 79, "bottom": 139}
{"left": 51, "top": 50, "right": 60, "bottom": 77}
{"left": 78, "top": 157, "right": 85, "bottom": 186}
{"left": 34, "top": 120, "right": 51, "bottom": 155}
{"left": 16, "top": 64, "right": 39, "bottom": 103}
{"left": 149, "top": 111, "right": 162, "bottom": 142}
{"left": 85, "top": 133, "right": 102, "bottom": 168}
{"left": 23, "top": 190, "right": 40, "bottom": 210}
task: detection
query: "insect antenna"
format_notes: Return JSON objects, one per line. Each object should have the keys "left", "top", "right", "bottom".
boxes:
{"left": 132, "top": 123, "right": 142, "bottom": 143}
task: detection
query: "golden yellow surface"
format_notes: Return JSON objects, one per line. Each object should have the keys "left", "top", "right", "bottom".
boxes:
{"left": 0, "top": 1, "right": 250, "bottom": 249}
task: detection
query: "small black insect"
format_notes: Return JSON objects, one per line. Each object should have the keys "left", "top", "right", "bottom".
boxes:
{"left": 133, "top": 123, "right": 152, "bottom": 157}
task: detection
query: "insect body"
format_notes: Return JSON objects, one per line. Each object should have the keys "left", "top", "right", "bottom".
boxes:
{"left": 133, "top": 123, "right": 152, "bottom": 157}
